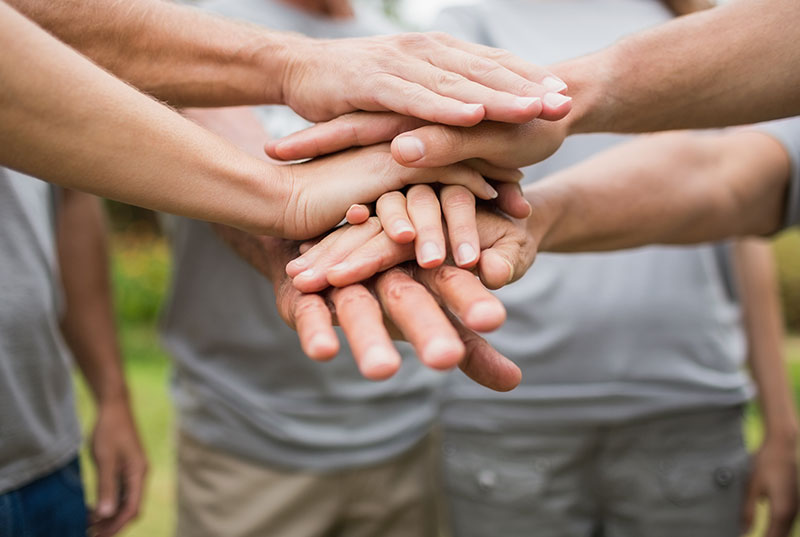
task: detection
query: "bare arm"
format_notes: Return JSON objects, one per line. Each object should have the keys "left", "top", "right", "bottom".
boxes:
{"left": 733, "top": 239, "right": 799, "bottom": 537}
{"left": 526, "top": 130, "right": 791, "bottom": 252}
{"left": 57, "top": 189, "right": 147, "bottom": 537}
{"left": 8, "top": 0, "right": 568, "bottom": 124}
{"left": 559, "top": 0, "right": 800, "bottom": 134}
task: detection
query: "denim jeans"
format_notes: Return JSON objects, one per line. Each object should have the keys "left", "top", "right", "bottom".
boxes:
{"left": 0, "top": 457, "right": 87, "bottom": 537}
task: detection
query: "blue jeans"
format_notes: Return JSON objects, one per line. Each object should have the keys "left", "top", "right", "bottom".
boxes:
{"left": 0, "top": 458, "right": 87, "bottom": 537}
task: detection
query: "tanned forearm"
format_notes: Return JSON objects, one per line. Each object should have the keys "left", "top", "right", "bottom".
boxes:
{"left": 57, "top": 190, "right": 128, "bottom": 405}
{"left": 734, "top": 239, "right": 799, "bottom": 443}
{"left": 0, "top": 2, "right": 285, "bottom": 234}
{"left": 8, "top": 0, "right": 293, "bottom": 107}
{"left": 555, "top": 0, "right": 800, "bottom": 135}
{"left": 525, "top": 130, "right": 791, "bottom": 252}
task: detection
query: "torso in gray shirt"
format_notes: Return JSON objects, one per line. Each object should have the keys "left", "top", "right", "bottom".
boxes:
{"left": 160, "top": 0, "right": 443, "bottom": 472}
{"left": 0, "top": 168, "right": 80, "bottom": 493}
{"left": 436, "top": 0, "right": 753, "bottom": 432}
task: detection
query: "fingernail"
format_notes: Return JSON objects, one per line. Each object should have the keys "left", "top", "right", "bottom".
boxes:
{"left": 330, "top": 261, "right": 350, "bottom": 273}
{"left": 289, "top": 257, "right": 307, "bottom": 270}
{"left": 485, "top": 184, "right": 499, "bottom": 199}
{"left": 502, "top": 257, "right": 515, "bottom": 284}
{"left": 97, "top": 501, "right": 114, "bottom": 517}
{"left": 462, "top": 103, "right": 483, "bottom": 114}
{"left": 457, "top": 243, "right": 477, "bottom": 265}
{"left": 394, "top": 136, "right": 426, "bottom": 163}
{"left": 393, "top": 220, "right": 415, "bottom": 237}
{"left": 423, "top": 337, "right": 464, "bottom": 369}
{"left": 419, "top": 242, "right": 442, "bottom": 265}
{"left": 307, "top": 334, "right": 333, "bottom": 358}
{"left": 466, "top": 300, "right": 505, "bottom": 327}
{"left": 515, "top": 96, "right": 541, "bottom": 109}
{"left": 543, "top": 92, "right": 572, "bottom": 109}
{"left": 542, "top": 75, "right": 568, "bottom": 93}
{"left": 361, "top": 347, "right": 400, "bottom": 377}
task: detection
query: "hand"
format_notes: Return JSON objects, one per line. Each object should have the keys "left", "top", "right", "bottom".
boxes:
{"left": 89, "top": 398, "right": 148, "bottom": 537}
{"left": 273, "top": 244, "right": 521, "bottom": 391}
{"left": 742, "top": 435, "right": 799, "bottom": 537}
{"left": 281, "top": 32, "right": 572, "bottom": 125}
{"left": 265, "top": 111, "right": 569, "bottom": 172}
{"left": 275, "top": 143, "right": 509, "bottom": 239}
{"left": 288, "top": 202, "right": 539, "bottom": 293}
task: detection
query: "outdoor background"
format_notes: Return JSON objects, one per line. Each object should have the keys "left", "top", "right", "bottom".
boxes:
{"left": 73, "top": 1, "right": 800, "bottom": 536}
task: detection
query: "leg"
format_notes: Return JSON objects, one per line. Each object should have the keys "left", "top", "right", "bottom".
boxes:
{"left": 600, "top": 407, "right": 749, "bottom": 537}
{"left": 175, "top": 431, "right": 341, "bottom": 537}
{"left": 441, "top": 427, "right": 599, "bottom": 537}
{"left": 340, "top": 433, "right": 440, "bottom": 537}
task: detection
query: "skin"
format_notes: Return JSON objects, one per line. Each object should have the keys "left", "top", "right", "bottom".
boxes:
{"left": 8, "top": 0, "right": 571, "bottom": 123}
{"left": 1, "top": 3, "right": 519, "bottom": 241}
{"left": 215, "top": 225, "right": 521, "bottom": 391}
{"left": 734, "top": 240, "right": 799, "bottom": 537}
{"left": 265, "top": 0, "right": 800, "bottom": 167}
{"left": 57, "top": 190, "right": 147, "bottom": 537}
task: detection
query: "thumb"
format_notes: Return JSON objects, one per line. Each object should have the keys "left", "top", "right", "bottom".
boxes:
{"left": 391, "top": 124, "right": 477, "bottom": 168}
{"left": 266, "top": 112, "right": 428, "bottom": 161}
{"left": 94, "top": 451, "right": 119, "bottom": 520}
{"left": 478, "top": 234, "right": 535, "bottom": 290}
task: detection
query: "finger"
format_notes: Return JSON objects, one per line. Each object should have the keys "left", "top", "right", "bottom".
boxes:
{"left": 327, "top": 232, "right": 415, "bottom": 287}
{"left": 765, "top": 496, "right": 798, "bottom": 537}
{"left": 292, "top": 219, "right": 383, "bottom": 292}
{"left": 451, "top": 316, "right": 521, "bottom": 392}
{"left": 376, "top": 191, "right": 415, "bottom": 243}
{"left": 407, "top": 185, "right": 446, "bottom": 268}
{"left": 332, "top": 285, "right": 402, "bottom": 380}
{"left": 418, "top": 264, "right": 506, "bottom": 333}
{"left": 97, "top": 459, "right": 146, "bottom": 537}
{"left": 433, "top": 34, "right": 572, "bottom": 120}
{"left": 293, "top": 293, "right": 339, "bottom": 360}
{"left": 493, "top": 181, "right": 532, "bottom": 219}
{"left": 372, "top": 75, "right": 487, "bottom": 127}
{"left": 395, "top": 56, "right": 543, "bottom": 123}
{"left": 440, "top": 185, "right": 480, "bottom": 268}
{"left": 345, "top": 204, "right": 370, "bottom": 225}
{"left": 265, "top": 112, "right": 429, "bottom": 161}
{"left": 741, "top": 476, "right": 760, "bottom": 533}
{"left": 94, "top": 451, "right": 119, "bottom": 521}
{"left": 464, "top": 158, "right": 524, "bottom": 183}
{"left": 375, "top": 268, "right": 464, "bottom": 370}
{"left": 392, "top": 125, "right": 478, "bottom": 167}
{"left": 324, "top": 0, "right": 354, "bottom": 18}
{"left": 287, "top": 229, "right": 345, "bottom": 277}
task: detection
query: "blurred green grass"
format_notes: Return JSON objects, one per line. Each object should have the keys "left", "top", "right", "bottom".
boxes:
{"left": 72, "top": 233, "right": 800, "bottom": 537}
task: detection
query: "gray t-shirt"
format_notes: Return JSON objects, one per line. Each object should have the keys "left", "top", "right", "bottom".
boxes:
{"left": 755, "top": 117, "right": 800, "bottom": 229}
{"left": 160, "top": 0, "right": 443, "bottom": 472}
{"left": 436, "top": 0, "right": 754, "bottom": 431}
{"left": 0, "top": 168, "right": 80, "bottom": 493}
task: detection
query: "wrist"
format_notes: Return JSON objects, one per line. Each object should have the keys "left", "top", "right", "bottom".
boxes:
{"left": 226, "top": 158, "right": 290, "bottom": 236}
{"left": 524, "top": 180, "right": 568, "bottom": 252}
{"left": 552, "top": 42, "right": 625, "bottom": 136}
{"left": 252, "top": 30, "right": 310, "bottom": 107}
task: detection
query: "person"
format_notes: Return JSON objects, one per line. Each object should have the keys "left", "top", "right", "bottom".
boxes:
{"left": 425, "top": 4, "right": 798, "bottom": 536}
{"left": 1, "top": 0, "right": 570, "bottom": 237}
{"left": 160, "top": 4, "right": 527, "bottom": 537}
{"left": 0, "top": 173, "right": 147, "bottom": 537}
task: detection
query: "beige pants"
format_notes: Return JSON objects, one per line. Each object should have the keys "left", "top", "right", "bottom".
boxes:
{"left": 176, "top": 432, "right": 439, "bottom": 537}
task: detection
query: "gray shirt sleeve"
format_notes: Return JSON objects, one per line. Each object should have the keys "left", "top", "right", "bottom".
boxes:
{"left": 752, "top": 116, "right": 800, "bottom": 230}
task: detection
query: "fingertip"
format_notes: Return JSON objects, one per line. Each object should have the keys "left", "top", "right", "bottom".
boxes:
{"left": 417, "top": 241, "right": 445, "bottom": 268}
{"left": 345, "top": 204, "right": 370, "bottom": 225}
{"left": 455, "top": 243, "right": 479, "bottom": 268}
{"left": 96, "top": 500, "right": 116, "bottom": 519}
{"left": 286, "top": 258, "right": 307, "bottom": 277}
{"left": 388, "top": 221, "right": 416, "bottom": 244}
{"left": 479, "top": 251, "right": 515, "bottom": 290}
{"left": 464, "top": 299, "right": 507, "bottom": 333}
{"left": 359, "top": 347, "right": 402, "bottom": 380}
{"left": 422, "top": 337, "right": 465, "bottom": 370}
{"left": 392, "top": 135, "right": 426, "bottom": 164}
{"left": 304, "top": 333, "right": 339, "bottom": 361}
{"left": 541, "top": 92, "right": 572, "bottom": 120}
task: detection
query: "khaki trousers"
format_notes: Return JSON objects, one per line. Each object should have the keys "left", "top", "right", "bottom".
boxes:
{"left": 176, "top": 432, "right": 439, "bottom": 537}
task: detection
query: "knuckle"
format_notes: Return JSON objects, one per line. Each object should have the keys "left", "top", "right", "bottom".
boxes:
{"left": 336, "top": 287, "right": 374, "bottom": 309}
{"left": 294, "top": 297, "right": 322, "bottom": 319}
{"left": 383, "top": 279, "right": 422, "bottom": 302}
{"left": 426, "top": 31, "right": 450, "bottom": 43}
{"left": 466, "top": 56, "right": 501, "bottom": 78}
{"left": 434, "top": 70, "right": 465, "bottom": 89}
{"left": 431, "top": 265, "right": 463, "bottom": 287}
{"left": 442, "top": 186, "right": 475, "bottom": 210}
{"left": 397, "top": 32, "right": 430, "bottom": 49}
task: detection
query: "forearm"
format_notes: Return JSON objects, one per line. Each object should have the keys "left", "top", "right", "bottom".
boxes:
{"left": 556, "top": 0, "right": 800, "bottom": 135}
{"left": 57, "top": 190, "right": 128, "bottom": 404}
{"left": 9, "top": 0, "right": 293, "bottom": 107}
{"left": 1, "top": 2, "right": 286, "bottom": 235}
{"left": 734, "top": 238, "right": 799, "bottom": 442}
{"left": 525, "top": 131, "right": 790, "bottom": 252}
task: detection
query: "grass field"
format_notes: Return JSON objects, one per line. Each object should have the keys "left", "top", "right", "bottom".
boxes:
{"left": 74, "top": 322, "right": 800, "bottom": 537}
